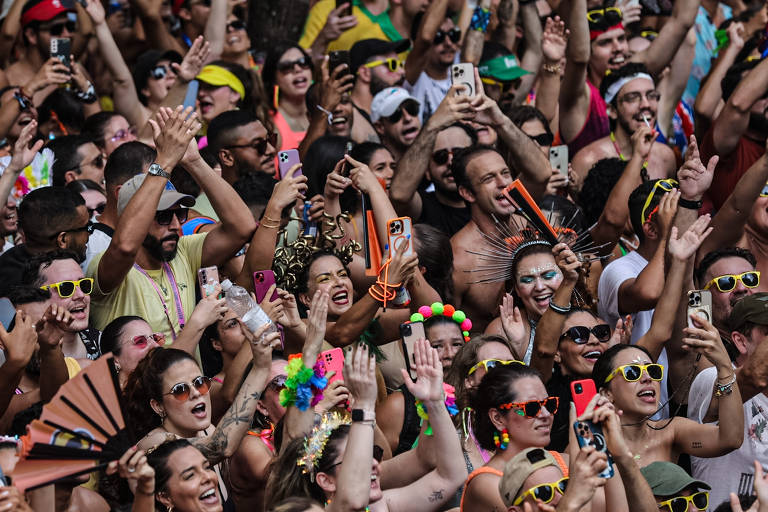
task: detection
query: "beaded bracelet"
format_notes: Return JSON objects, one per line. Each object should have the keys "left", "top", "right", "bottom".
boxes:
{"left": 549, "top": 300, "right": 571, "bottom": 314}
{"left": 279, "top": 355, "right": 328, "bottom": 411}
{"left": 713, "top": 374, "right": 736, "bottom": 398}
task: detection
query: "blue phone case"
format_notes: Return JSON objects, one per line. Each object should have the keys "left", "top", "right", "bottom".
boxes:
{"left": 183, "top": 80, "right": 199, "bottom": 111}
{"left": 573, "top": 420, "right": 615, "bottom": 478}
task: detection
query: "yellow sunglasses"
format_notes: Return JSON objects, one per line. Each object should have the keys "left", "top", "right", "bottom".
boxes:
{"left": 362, "top": 58, "right": 402, "bottom": 73}
{"left": 704, "top": 271, "right": 760, "bottom": 292}
{"left": 760, "top": 181, "right": 768, "bottom": 197}
{"left": 657, "top": 491, "right": 708, "bottom": 512}
{"left": 467, "top": 358, "right": 524, "bottom": 376}
{"left": 604, "top": 363, "right": 664, "bottom": 384}
{"left": 640, "top": 178, "right": 678, "bottom": 225}
{"left": 513, "top": 477, "right": 569, "bottom": 506}
{"left": 586, "top": 6, "right": 622, "bottom": 24}
{"left": 41, "top": 278, "right": 94, "bottom": 298}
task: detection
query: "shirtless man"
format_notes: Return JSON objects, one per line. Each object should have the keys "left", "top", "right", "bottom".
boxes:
{"left": 571, "top": 63, "right": 677, "bottom": 189}
{"left": 450, "top": 76, "right": 551, "bottom": 332}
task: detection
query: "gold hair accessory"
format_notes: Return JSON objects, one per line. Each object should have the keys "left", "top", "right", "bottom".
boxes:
{"left": 297, "top": 411, "right": 351, "bottom": 480}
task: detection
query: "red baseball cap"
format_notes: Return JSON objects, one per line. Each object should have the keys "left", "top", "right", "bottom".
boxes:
{"left": 21, "top": 0, "right": 75, "bottom": 27}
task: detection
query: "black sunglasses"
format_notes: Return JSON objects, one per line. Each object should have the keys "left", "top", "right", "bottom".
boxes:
{"left": 385, "top": 100, "right": 420, "bottom": 124}
{"left": 165, "top": 376, "right": 212, "bottom": 402}
{"left": 150, "top": 64, "right": 171, "bottom": 80}
{"left": 44, "top": 19, "right": 77, "bottom": 36}
{"left": 559, "top": 325, "right": 612, "bottom": 344}
{"left": 587, "top": 7, "right": 623, "bottom": 30}
{"left": 530, "top": 132, "right": 554, "bottom": 147}
{"left": 225, "top": 132, "right": 278, "bottom": 154}
{"left": 50, "top": 221, "right": 94, "bottom": 238}
{"left": 432, "top": 146, "right": 464, "bottom": 165}
{"left": 276, "top": 56, "right": 311, "bottom": 73}
{"left": 88, "top": 203, "right": 106, "bottom": 217}
{"left": 155, "top": 208, "right": 189, "bottom": 226}
{"left": 227, "top": 19, "right": 246, "bottom": 32}
{"left": 434, "top": 27, "right": 461, "bottom": 45}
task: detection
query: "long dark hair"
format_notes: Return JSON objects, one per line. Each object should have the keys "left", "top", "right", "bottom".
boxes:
{"left": 413, "top": 224, "right": 454, "bottom": 303}
{"left": 592, "top": 344, "right": 654, "bottom": 391}
{"left": 100, "top": 316, "right": 145, "bottom": 357}
{"left": 123, "top": 348, "right": 198, "bottom": 438}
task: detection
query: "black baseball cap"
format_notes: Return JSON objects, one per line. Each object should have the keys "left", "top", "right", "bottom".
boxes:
{"left": 350, "top": 38, "right": 411, "bottom": 73}
{"left": 132, "top": 49, "right": 182, "bottom": 104}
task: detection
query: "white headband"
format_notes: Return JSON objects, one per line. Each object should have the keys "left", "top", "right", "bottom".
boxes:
{"left": 604, "top": 72, "right": 654, "bottom": 104}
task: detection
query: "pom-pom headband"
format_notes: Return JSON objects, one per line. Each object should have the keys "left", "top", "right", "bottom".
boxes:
{"left": 410, "top": 302, "right": 473, "bottom": 341}
{"left": 298, "top": 411, "right": 351, "bottom": 479}
{"left": 604, "top": 72, "right": 654, "bottom": 104}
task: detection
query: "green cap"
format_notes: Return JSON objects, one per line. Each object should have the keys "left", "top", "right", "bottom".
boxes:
{"left": 729, "top": 292, "right": 768, "bottom": 332}
{"left": 478, "top": 55, "right": 531, "bottom": 81}
{"left": 639, "top": 461, "right": 711, "bottom": 497}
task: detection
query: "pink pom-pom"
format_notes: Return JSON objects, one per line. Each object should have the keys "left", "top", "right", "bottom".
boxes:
{"left": 419, "top": 305, "right": 433, "bottom": 318}
{"left": 461, "top": 318, "right": 472, "bottom": 331}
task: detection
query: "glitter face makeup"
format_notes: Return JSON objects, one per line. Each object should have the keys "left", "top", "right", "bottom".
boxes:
{"left": 516, "top": 264, "right": 561, "bottom": 284}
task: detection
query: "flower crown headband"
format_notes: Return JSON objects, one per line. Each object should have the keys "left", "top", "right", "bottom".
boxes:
{"left": 298, "top": 411, "right": 351, "bottom": 480}
{"left": 410, "top": 302, "right": 473, "bottom": 341}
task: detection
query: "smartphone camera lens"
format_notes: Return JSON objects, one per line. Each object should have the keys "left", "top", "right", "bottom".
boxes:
{"left": 575, "top": 384, "right": 583, "bottom": 393}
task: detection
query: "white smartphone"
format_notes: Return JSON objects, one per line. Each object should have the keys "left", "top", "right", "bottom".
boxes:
{"left": 549, "top": 145, "right": 569, "bottom": 177}
{"left": 687, "top": 290, "right": 712, "bottom": 328}
{"left": 451, "top": 63, "right": 475, "bottom": 96}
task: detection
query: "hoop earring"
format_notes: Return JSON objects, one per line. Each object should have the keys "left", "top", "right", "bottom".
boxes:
{"left": 493, "top": 428, "right": 509, "bottom": 450}
{"left": 273, "top": 85, "right": 279, "bottom": 109}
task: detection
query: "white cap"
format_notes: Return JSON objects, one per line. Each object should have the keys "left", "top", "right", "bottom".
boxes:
{"left": 370, "top": 87, "right": 420, "bottom": 122}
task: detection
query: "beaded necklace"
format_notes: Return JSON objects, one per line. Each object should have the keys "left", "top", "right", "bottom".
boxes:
{"left": 610, "top": 131, "right": 648, "bottom": 168}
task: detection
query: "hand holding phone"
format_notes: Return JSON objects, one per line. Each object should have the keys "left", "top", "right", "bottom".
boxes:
{"left": 50, "top": 38, "right": 71, "bottom": 70}
{"left": 400, "top": 321, "right": 425, "bottom": 379}
{"left": 687, "top": 290, "right": 712, "bottom": 329}
{"left": 451, "top": 63, "right": 475, "bottom": 96}
{"left": 571, "top": 380, "right": 615, "bottom": 479}
{"left": 278, "top": 150, "right": 302, "bottom": 179}
{"left": 253, "top": 271, "right": 279, "bottom": 304}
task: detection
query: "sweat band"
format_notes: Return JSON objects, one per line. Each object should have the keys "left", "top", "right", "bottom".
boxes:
{"left": 604, "top": 72, "right": 653, "bottom": 104}
{"left": 196, "top": 65, "right": 246, "bottom": 100}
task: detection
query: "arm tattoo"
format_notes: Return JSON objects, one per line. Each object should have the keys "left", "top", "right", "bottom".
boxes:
{"left": 196, "top": 384, "right": 263, "bottom": 464}
{"left": 428, "top": 489, "right": 444, "bottom": 503}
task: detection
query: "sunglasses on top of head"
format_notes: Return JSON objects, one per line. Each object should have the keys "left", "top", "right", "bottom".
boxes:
{"left": 559, "top": 324, "right": 612, "bottom": 344}
{"left": 276, "top": 56, "right": 311, "bottom": 73}
{"left": 434, "top": 27, "right": 461, "bottom": 45}
{"left": 586, "top": 7, "right": 622, "bottom": 28}
{"left": 385, "top": 100, "right": 420, "bottom": 124}
{"left": 155, "top": 208, "right": 189, "bottom": 226}
{"left": 165, "top": 375, "right": 212, "bottom": 402}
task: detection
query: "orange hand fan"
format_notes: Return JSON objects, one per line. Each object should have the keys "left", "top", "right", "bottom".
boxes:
{"left": 501, "top": 179, "right": 558, "bottom": 244}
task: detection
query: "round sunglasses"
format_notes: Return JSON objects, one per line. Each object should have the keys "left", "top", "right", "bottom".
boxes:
{"left": 657, "top": 491, "right": 708, "bottom": 512}
{"left": 164, "top": 376, "right": 212, "bottom": 402}
{"left": 704, "top": 271, "right": 760, "bottom": 293}
{"left": 499, "top": 396, "right": 559, "bottom": 418}
{"left": 431, "top": 146, "right": 464, "bottom": 165}
{"left": 513, "top": 477, "right": 568, "bottom": 506}
{"left": 559, "top": 324, "right": 611, "bottom": 344}
{"left": 41, "top": 278, "right": 94, "bottom": 298}
{"left": 434, "top": 27, "right": 461, "bottom": 45}
{"left": 604, "top": 363, "right": 664, "bottom": 384}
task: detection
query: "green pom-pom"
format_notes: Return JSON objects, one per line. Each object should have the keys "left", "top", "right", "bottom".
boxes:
{"left": 410, "top": 313, "right": 424, "bottom": 322}
{"left": 463, "top": 331, "right": 469, "bottom": 337}
{"left": 431, "top": 302, "right": 444, "bottom": 315}
{"left": 296, "top": 366, "right": 314, "bottom": 384}
{"left": 452, "top": 310, "right": 466, "bottom": 323}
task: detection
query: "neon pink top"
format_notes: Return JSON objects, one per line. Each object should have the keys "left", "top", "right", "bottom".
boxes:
{"left": 566, "top": 81, "right": 609, "bottom": 156}
{"left": 272, "top": 109, "right": 306, "bottom": 151}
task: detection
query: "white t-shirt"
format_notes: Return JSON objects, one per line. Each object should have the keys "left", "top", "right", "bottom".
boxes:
{"left": 82, "top": 227, "right": 112, "bottom": 273}
{"left": 404, "top": 54, "right": 459, "bottom": 124}
{"left": 597, "top": 250, "right": 669, "bottom": 418}
{"left": 688, "top": 366, "right": 768, "bottom": 507}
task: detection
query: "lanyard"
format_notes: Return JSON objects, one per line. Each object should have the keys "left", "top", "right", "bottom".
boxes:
{"left": 181, "top": 32, "right": 192, "bottom": 48}
{"left": 133, "top": 263, "right": 186, "bottom": 339}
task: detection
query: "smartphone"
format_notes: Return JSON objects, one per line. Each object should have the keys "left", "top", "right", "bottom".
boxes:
{"left": 687, "top": 290, "right": 713, "bottom": 328}
{"left": 318, "top": 347, "right": 345, "bottom": 386}
{"left": 197, "top": 266, "right": 220, "bottom": 298}
{"left": 400, "top": 321, "right": 425, "bottom": 380}
{"left": 570, "top": 378, "right": 597, "bottom": 417}
{"left": 328, "top": 50, "right": 351, "bottom": 78}
{"left": 278, "top": 149, "right": 301, "bottom": 179}
{"left": 573, "top": 419, "right": 615, "bottom": 478}
{"left": 549, "top": 145, "right": 568, "bottom": 177}
{"left": 340, "top": 141, "right": 354, "bottom": 177}
{"left": 253, "top": 270, "right": 279, "bottom": 304}
{"left": 302, "top": 200, "right": 318, "bottom": 237}
{"left": 183, "top": 79, "right": 199, "bottom": 111}
{"left": 0, "top": 297, "right": 17, "bottom": 331}
{"left": 387, "top": 216, "right": 413, "bottom": 257}
{"left": 335, "top": 0, "right": 352, "bottom": 16}
{"left": 50, "top": 37, "right": 71, "bottom": 69}
{"left": 451, "top": 63, "right": 475, "bottom": 96}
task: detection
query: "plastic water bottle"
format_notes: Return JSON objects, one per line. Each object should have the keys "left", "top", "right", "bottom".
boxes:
{"left": 220, "top": 279, "right": 278, "bottom": 337}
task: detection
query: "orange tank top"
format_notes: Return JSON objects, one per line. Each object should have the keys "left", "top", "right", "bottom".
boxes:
{"left": 272, "top": 109, "right": 306, "bottom": 151}
{"left": 459, "top": 451, "right": 568, "bottom": 511}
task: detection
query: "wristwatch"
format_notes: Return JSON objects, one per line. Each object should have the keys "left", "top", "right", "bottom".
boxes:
{"left": 678, "top": 198, "right": 702, "bottom": 210}
{"left": 148, "top": 163, "right": 171, "bottom": 179}
{"left": 351, "top": 409, "right": 375, "bottom": 424}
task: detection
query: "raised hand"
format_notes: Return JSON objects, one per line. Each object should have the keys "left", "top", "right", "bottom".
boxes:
{"left": 314, "top": 375, "right": 350, "bottom": 413}
{"left": 561, "top": 445, "right": 608, "bottom": 509}
{"left": 500, "top": 293, "right": 527, "bottom": 350}
{"left": 385, "top": 237, "right": 419, "bottom": 288}
{"left": 305, "top": 290, "right": 329, "bottom": 354}
{"left": 346, "top": 155, "right": 381, "bottom": 194}
{"left": 324, "top": 161, "right": 351, "bottom": 199}
{"left": 83, "top": 0, "right": 106, "bottom": 24}
{"left": 258, "top": 285, "right": 284, "bottom": 323}
{"left": 277, "top": 288, "right": 302, "bottom": 330}
{"left": 318, "top": 56, "right": 354, "bottom": 116}
{"left": 678, "top": 135, "right": 717, "bottom": 201}
{"left": 682, "top": 315, "right": 732, "bottom": 372}
{"left": 553, "top": 242, "right": 580, "bottom": 284}
{"left": 0, "top": 486, "right": 33, "bottom": 512}
{"left": 544, "top": 168, "right": 569, "bottom": 196}
{"left": 401, "top": 337, "right": 444, "bottom": 402}
{"left": 106, "top": 446, "right": 155, "bottom": 496}
{"left": 607, "top": 316, "right": 631, "bottom": 346}
{"left": 174, "top": 36, "right": 211, "bottom": 82}
{"left": 319, "top": 3, "right": 358, "bottom": 42}
{"left": 0, "top": 310, "right": 37, "bottom": 369}
{"left": 25, "top": 58, "right": 70, "bottom": 94}
{"left": 8, "top": 120, "right": 44, "bottom": 173}
{"left": 630, "top": 124, "right": 655, "bottom": 162}
{"left": 149, "top": 106, "right": 202, "bottom": 170}
{"left": 36, "top": 304, "right": 74, "bottom": 351}
{"left": 727, "top": 21, "right": 746, "bottom": 51}
{"left": 187, "top": 289, "right": 228, "bottom": 330}
{"left": 468, "top": 68, "right": 506, "bottom": 127}
{"left": 668, "top": 214, "right": 713, "bottom": 262}
{"left": 271, "top": 173, "right": 308, "bottom": 210}
{"left": 653, "top": 189, "right": 679, "bottom": 238}
{"left": 541, "top": 16, "right": 568, "bottom": 64}
{"left": 427, "top": 84, "right": 475, "bottom": 130}
{"left": 242, "top": 322, "right": 282, "bottom": 369}
{"left": 343, "top": 343, "right": 377, "bottom": 409}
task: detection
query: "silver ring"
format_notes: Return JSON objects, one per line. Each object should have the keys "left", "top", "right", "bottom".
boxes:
{"left": 128, "top": 467, "right": 135, "bottom": 473}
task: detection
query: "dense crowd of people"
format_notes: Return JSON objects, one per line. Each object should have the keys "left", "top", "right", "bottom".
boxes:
{"left": 1, "top": 0, "right": 768, "bottom": 510}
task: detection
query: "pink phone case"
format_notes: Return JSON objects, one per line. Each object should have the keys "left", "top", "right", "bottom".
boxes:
{"left": 253, "top": 271, "right": 279, "bottom": 304}
{"left": 318, "top": 348, "right": 345, "bottom": 386}
{"left": 278, "top": 149, "right": 302, "bottom": 179}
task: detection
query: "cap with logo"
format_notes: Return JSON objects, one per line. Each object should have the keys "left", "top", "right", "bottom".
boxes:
{"left": 498, "top": 447, "right": 561, "bottom": 507}
{"left": 478, "top": 55, "right": 531, "bottom": 82}
{"left": 21, "top": 0, "right": 75, "bottom": 26}
{"left": 350, "top": 38, "right": 411, "bottom": 74}
{"left": 729, "top": 292, "right": 768, "bottom": 332}
{"left": 639, "top": 461, "right": 710, "bottom": 497}
{"left": 117, "top": 174, "right": 195, "bottom": 215}
{"left": 370, "top": 87, "right": 420, "bottom": 123}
